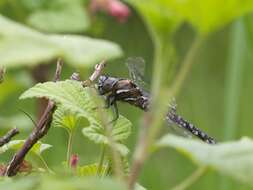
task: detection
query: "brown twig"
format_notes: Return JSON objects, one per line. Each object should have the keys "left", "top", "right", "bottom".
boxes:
{"left": 0, "top": 128, "right": 19, "bottom": 147}
{"left": 5, "top": 59, "right": 63, "bottom": 177}
{"left": 0, "top": 67, "right": 5, "bottom": 84}
{"left": 82, "top": 60, "right": 106, "bottom": 86}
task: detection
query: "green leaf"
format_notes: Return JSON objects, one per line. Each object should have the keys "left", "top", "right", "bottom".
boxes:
{"left": 0, "top": 140, "right": 52, "bottom": 156}
{"left": 130, "top": 0, "right": 253, "bottom": 35}
{"left": 27, "top": 0, "right": 89, "bottom": 33}
{"left": 128, "top": 0, "right": 180, "bottom": 42}
{"left": 48, "top": 35, "right": 122, "bottom": 67}
{"left": 76, "top": 163, "right": 107, "bottom": 177}
{"left": 135, "top": 183, "right": 147, "bottom": 190}
{"left": 52, "top": 106, "right": 82, "bottom": 132}
{"left": 0, "top": 176, "right": 127, "bottom": 190}
{"left": 0, "top": 15, "right": 122, "bottom": 68}
{"left": 20, "top": 80, "right": 132, "bottom": 155}
{"left": 156, "top": 134, "right": 253, "bottom": 186}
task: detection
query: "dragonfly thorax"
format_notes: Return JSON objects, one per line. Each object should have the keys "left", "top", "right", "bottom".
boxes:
{"left": 97, "top": 75, "right": 119, "bottom": 95}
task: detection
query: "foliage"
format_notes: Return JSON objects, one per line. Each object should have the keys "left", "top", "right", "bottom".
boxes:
{"left": 157, "top": 134, "right": 253, "bottom": 187}
{"left": 0, "top": 15, "right": 122, "bottom": 68}
{"left": 0, "top": 140, "right": 51, "bottom": 156}
{"left": 20, "top": 80, "right": 132, "bottom": 155}
{"left": 1, "top": 0, "right": 253, "bottom": 190}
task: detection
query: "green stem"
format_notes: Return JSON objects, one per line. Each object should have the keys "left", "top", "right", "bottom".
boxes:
{"left": 170, "top": 35, "right": 203, "bottom": 97}
{"left": 171, "top": 167, "right": 207, "bottom": 190}
{"left": 97, "top": 144, "right": 106, "bottom": 176}
{"left": 39, "top": 155, "right": 54, "bottom": 174}
{"left": 67, "top": 131, "right": 74, "bottom": 167}
{"left": 220, "top": 19, "right": 246, "bottom": 190}
{"left": 149, "top": 34, "right": 204, "bottom": 143}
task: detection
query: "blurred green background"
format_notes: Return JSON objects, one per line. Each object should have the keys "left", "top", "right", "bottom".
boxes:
{"left": 1, "top": 0, "right": 253, "bottom": 189}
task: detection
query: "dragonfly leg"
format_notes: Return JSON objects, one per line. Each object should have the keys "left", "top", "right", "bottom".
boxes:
{"left": 110, "top": 102, "right": 119, "bottom": 123}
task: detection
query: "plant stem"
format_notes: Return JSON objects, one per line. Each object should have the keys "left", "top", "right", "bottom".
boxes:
{"left": 171, "top": 167, "right": 207, "bottom": 190}
{"left": 219, "top": 19, "right": 246, "bottom": 190}
{"left": 97, "top": 144, "right": 106, "bottom": 176}
{"left": 39, "top": 155, "right": 54, "bottom": 174}
{"left": 128, "top": 35, "right": 203, "bottom": 190}
{"left": 67, "top": 131, "right": 74, "bottom": 167}
{"left": 170, "top": 35, "right": 203, "bottom": 97}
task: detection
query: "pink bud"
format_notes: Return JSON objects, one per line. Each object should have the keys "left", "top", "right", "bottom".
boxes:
{"left": 89, "top": 0, "right": 130, "bottom": 23}
{"left": 107, "top": 0, "right": 130, "bottom": 23}
{"left": 70, "top": 154, "right": 79, "bottom": 169}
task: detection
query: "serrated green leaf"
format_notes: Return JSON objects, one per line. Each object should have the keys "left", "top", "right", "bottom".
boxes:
{"left": 52, "top": 106, "right": 82, "bottom": 132}
{"left": 76, "top": 163, "right": 107, "bottom": 177}
{"left": 27, "top": 1, "right": 89, "bottom": 33}
{"left": 20, "top": 80, "right": 132, "bottom": 155}
{"left": 0, "top": 140, "right": 52, "bottom": 156}
{"left": 156, "top": 134, "right": 253, "bottom": 186}
{"left": 0, "top": 15, "right": 122, "bottom": 68}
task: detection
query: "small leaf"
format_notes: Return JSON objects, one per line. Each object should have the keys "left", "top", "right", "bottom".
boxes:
{"left": 52, "top": 106, "right": 82, "bottom": 132}
{"left": 76, "top": 163, "right": 106, "bottom": 177}
{"left": 156, "top": 134, "right": 253, "bottom": 186}
{"left": 135, "top": 183, "right": 147, "bottom": 190}
{"left": 0, "top": 140, "right": 52, "bottom": 156}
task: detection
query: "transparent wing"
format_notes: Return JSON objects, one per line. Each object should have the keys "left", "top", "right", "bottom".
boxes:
{"left": 166, "top": 99, "right": 193, "bottom": 138}
{"left": 125, "top": 57, "right": 148, "bottom": 90}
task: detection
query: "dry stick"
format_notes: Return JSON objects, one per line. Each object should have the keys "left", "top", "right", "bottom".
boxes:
{"left": 0, "top": 128, "right": 19, "bottom": 147}
{"left": 5, "top": 59, "right": 63, "bottom": 177}
{"left": 0, "top": 67, "right": 5, "bottom": 84}
{"left": 82, "top": 60, "right": 106, "bottom": 86}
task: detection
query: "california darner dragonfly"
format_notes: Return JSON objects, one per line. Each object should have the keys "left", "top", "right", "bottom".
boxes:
{"left": 97, "top": 57, "right": 216, "bottom": 144}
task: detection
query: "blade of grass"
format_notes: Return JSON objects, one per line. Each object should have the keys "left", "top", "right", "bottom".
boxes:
{"left": 220, "top": 19, "right": 246, "bottom": 190}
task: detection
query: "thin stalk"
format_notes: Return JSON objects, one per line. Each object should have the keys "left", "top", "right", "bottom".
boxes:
{"left": 97, "top": 144, "right": 106, "bottom": 176}
{"left": 128, "top": 35, "right": 203, "bottom": 190}
{"left": 67, "top": 131, "right": 74, "bottom": 167}
{"left": 39, "top": 155, "right": 54, "bottom": 174}
{"left": 149, "top": 35, "right": 203, "bottom": 142}
{"left": 171, "top": 167, "right": 207, "bottom": 190}
{"left": 219, "top": 19, "right": 246, "bottom": 190}
{"left": 170, "top": 36, "right": 203, "bottom": 97}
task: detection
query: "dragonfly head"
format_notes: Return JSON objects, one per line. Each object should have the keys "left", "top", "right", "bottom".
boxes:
{"left": 98, "top": 75, "right": 118, "bottom": 95}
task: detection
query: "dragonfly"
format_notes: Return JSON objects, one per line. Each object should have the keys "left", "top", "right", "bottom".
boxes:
{"left": 97, "top": 57, "right": 216, "bottom": 144}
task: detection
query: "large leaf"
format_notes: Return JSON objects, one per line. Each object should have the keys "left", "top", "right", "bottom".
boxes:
{"left": 20, "top": 80, "right": 132, "bottom": 155}
{"left": 128, "top": 0, "right": 180, "bottom": 43}
{"left": 0, "top": 140, "right": 52, "bottom": 156}
{"left": 0, "top": 176, "right": 127, "bottom": 190}
{"left": 27, "top": 0, "right": 89, "bottom": 33}
{"left": 164, "top": 0, "right": 253, "bottom": 34}
{"left": 0, "top": 15, "right": 122, "bottom": 68}
{"left": 156, "top": 134, "right": 253, "bottom": 186}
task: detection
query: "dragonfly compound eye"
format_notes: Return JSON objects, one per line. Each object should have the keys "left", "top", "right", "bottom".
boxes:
{"left": 98, "top": 75, "right": 109, "bottom": 95}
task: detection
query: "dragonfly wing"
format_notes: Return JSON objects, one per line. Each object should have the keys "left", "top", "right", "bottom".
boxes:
{"left": 126, "top": 57, "right": 148, "bottom": 90}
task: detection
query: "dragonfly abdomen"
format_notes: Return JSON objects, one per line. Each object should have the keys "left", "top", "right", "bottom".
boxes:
{"left": 166, "top": 111, "right": 216, "bottom": 144}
